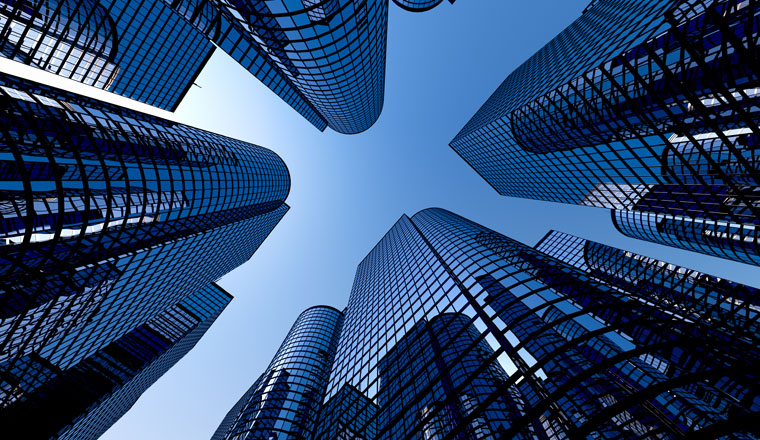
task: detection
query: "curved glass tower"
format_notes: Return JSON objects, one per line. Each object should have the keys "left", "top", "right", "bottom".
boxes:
{"left": 213, "top": 306, "right": 344, "bottom": 440}
{"left": 612, "top": 208, "right": 760, "bottom": 266}
{"left": 450, "top": 0, "right": 760, "bottom": 266}
{"left": 392, "top": 0, "right": 447, "bottom": 13}
{"left": 167, "top": 0, "right": 388, "bottom": 134}
{"left": 0, "top": 72, "right": 290, "bottom": 410}
{"left": 317, "top": 208, "right": 759, "bottom": 439}
{"left": 0, "top": 0, "right": 215, "bottom": 110}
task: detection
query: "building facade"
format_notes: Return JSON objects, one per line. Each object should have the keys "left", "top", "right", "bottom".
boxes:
{"left": 0, "top": 72, "right": 290, "bottom": 411}
{"left": 0, "top": 282, "right": 232, "bottom": 440}
{"left": 450, "top": 0, "right": 760, "bottom": 266}
{"left": 212, "top": 306, "right": 344, "bottom": 440}
{"left": 0, "top": 0, "right": 215, "bottom": 110}
{"left": 213, "top": 208, "right": 760, "bottom": 438}
{"left": 165, "top": 0, "right": 388, "bottom": 134}
{"left": 391, "top": 0, "right": 454, "bottom": 13}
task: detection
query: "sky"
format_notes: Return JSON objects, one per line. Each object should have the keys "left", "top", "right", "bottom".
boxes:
{"left": 10, "top": 1, "right": 759, "bottom": 439}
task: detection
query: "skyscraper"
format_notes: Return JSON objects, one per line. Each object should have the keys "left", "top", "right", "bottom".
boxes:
{"left": 391, "top": 0, "right": 453, "bottom": 13}
{"left": 0, "top": 72, "right": 290, "bottom": 411}
{"left": 212, "top": 306, "right": 344, "bottom": 440}
{"left": 0, "top": 0, "right": 215, "bottom": 110}
{"left": 0, "top": 282, "right": 232, "bottom": 440}
{"left": 450, "top": 0, "right": 760, "bottom": 266}
{"left": 165, "top": 0, "right": 388, "bottom": 133}
{"left": 213, "top": 208, "right": 760, "bottom": 438}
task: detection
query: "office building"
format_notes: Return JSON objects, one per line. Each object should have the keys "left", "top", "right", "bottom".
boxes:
{"left": 214, "top": 208, "right": 760, "bottom": 438}
{"left": 392, "top": 0, "right": 453, "bottom": 13}
{"left": 450, "top": 0, "right": 760, "bottom": 266}
{"left": 166, "top": 0, "right": 388, "bottom": 133}
{"left": 0, "top": 72, "right": 290, "bottom": 410}
{"left": 0, "top": 0, "right": 215, "bottom": 110}
{"left": 0, "top": 283, "right": 231, "bottom": 440}
{"left": 212, "top": 306, "right": 344, "bottom": 440}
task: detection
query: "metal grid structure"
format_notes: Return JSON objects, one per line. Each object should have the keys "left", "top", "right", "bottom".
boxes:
{"left": 0, "top": 0, "right": 215, "bottom": 110}
{"left": 391, "top": 0, "right": 446, "bottom": 13}
{"left": 0, "top": 282, "right": 232, "bottom": 440}
{"left": 212, "top": 306, "right": 344, "bottom": 440}
{"left": 450, "top": 0, "right": 760, "bottom": 266}
{"left": 212, "top": 208, "right": 759, "bottom": 439}
{"left": 166, "top": 0, "right": 388, "bottom": 133}
{"left": 0, "top": 0, "right": 118, "bottom": 88}
{"left": 0, "top": 72, "right": 290, "bottom": 411}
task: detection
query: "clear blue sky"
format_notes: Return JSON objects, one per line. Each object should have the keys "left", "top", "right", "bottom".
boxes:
{"left": 101, "top": 1, "right": 760, "bottom": 438}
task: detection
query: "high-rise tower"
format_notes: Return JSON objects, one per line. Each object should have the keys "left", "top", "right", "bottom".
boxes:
{"left": 450, "top": 0, "right": 760, "bottom": 266}
{"left": 0, "top": 0, "right": 215, "bottom": 110}
{"left": 165, "top": 0, "right": 388, "bottom": 133}
{"left": 0, "top": 283, "right": 232, "bottom": 440}
{"left": 323, "top": 208, "right": 759, "bottom": 438}
{"left": 212, "top": 208, "right": 760, "bottom": 438}
{"left": 0, "top": 72, "right": 290, "bottom": 411}
{"left": 328, "top": 209, "right": 760, "bottom": 439}
{"left": 212, "top": 306, "right": 344, "bottom": 440}
{"left": 391, "top": 0, "right": 454, "bottom": 13}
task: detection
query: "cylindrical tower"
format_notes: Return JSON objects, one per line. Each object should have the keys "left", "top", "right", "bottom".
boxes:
{"left": 392, "top": 0, "right": 445, "bottom": 13}
{"left": 167, "top": 0, "right": 388, "bottom": 134}
{"left": 0, "top": 72, "right": 291, "bottom": 404}
{"left": 214, "top": 306, "right": 344, "bottom": 440}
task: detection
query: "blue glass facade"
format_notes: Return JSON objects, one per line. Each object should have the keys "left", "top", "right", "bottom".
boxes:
{"left": 166, "top": 0, "right": 388, "bottom": 133}
{"left": 450, "top": 0, "right": 760, "bottom": 266}
{"left": 212, "top": 208, "right": 760, "bottom": 438}
{"left": 0, "top": 72, "right": 290, "bottom": 412}
{"left": 0, "top": 0, "right": 215, "bottom": 110}
{"left": 0, "top": 282, "right": 231, "bottom": 439}
{"left": 374, "top": 313, "right": 513, "bottom": 438}
{"left": 612, "top": 208, "right": 760, "bottom": 265}
{"left": 313, "top": 384, "right": 377, "bottom": 440}
{"left": 213, "top": 306, "right": 344, "bottom": 440}
{"left": 392, "top": 0, "right": 451, "bottom": 13}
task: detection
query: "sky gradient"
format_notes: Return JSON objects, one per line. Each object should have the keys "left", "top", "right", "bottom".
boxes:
{"left": 44, "top": 1, "right": 760, "bottom": 438}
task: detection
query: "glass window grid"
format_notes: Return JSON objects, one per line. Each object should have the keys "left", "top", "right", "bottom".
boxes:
{"left": 168, "top": 0, "right": 387, "bottom": 133}
{"left": 449, "top": 0, "right": 760, "bottom": 267}
{"left": 217, "top": 208, "right": 760, "bottom": 439}
{"left": 0, "top": 73, "right": 290, "bottom": 418}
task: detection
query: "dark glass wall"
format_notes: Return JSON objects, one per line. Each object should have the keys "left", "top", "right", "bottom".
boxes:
{"left": 375, "top": 313, "right": 513, "bottom": 439}
{"left": 0, "top": 0, "right": 118, "bottom": 88}
{"left": 313, "top": 384, "right": 377, "bottom": 440}
{"left": 320, "top": 208, "right": 759, "bottom": 439}
{"left": 392, "top": 0, "right": 446, "bottom": 13}
{"left": 612, "top": 208, "right": 760, "bottom": 266}
{"left": 0, "top": 72, "right": 290, "bottom": 408}
{"left": 0, "top": 282, "right": 231, "bottom": 440}
{"left": 213, "top": 306, "right": 344, "bottom": 440}
{"left": 166, "top": 0, "right": 388, "bottom": 133}
{"left": 450, "top": 0, "right": 760, "bottom": 266}
{"left": 0, "top": 0, "right": 215, "bottom": 110}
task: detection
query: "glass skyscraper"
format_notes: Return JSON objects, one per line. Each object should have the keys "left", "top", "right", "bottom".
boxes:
{"left": 450, "top": 0, "right": 760, "bottom": 266}
{"left": 0, "top": 71, "right": 290, "bottom": 420}
{"left": 165, "top": 0, "right": 388, "bottom": 134}
{"left": 0, "top": 282, "right": 232, "bottom": 440}
{"left": 213, "top": 208, "right": 760, "bottom": 438}
{"left": 0, "top": 0, "right": 215, "bottom": 110}
{"left": 392, "top": 0, "right": 453, "bottom": 13}
{"left": 212, "top": 306, "right": 344, "bottom": 440}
